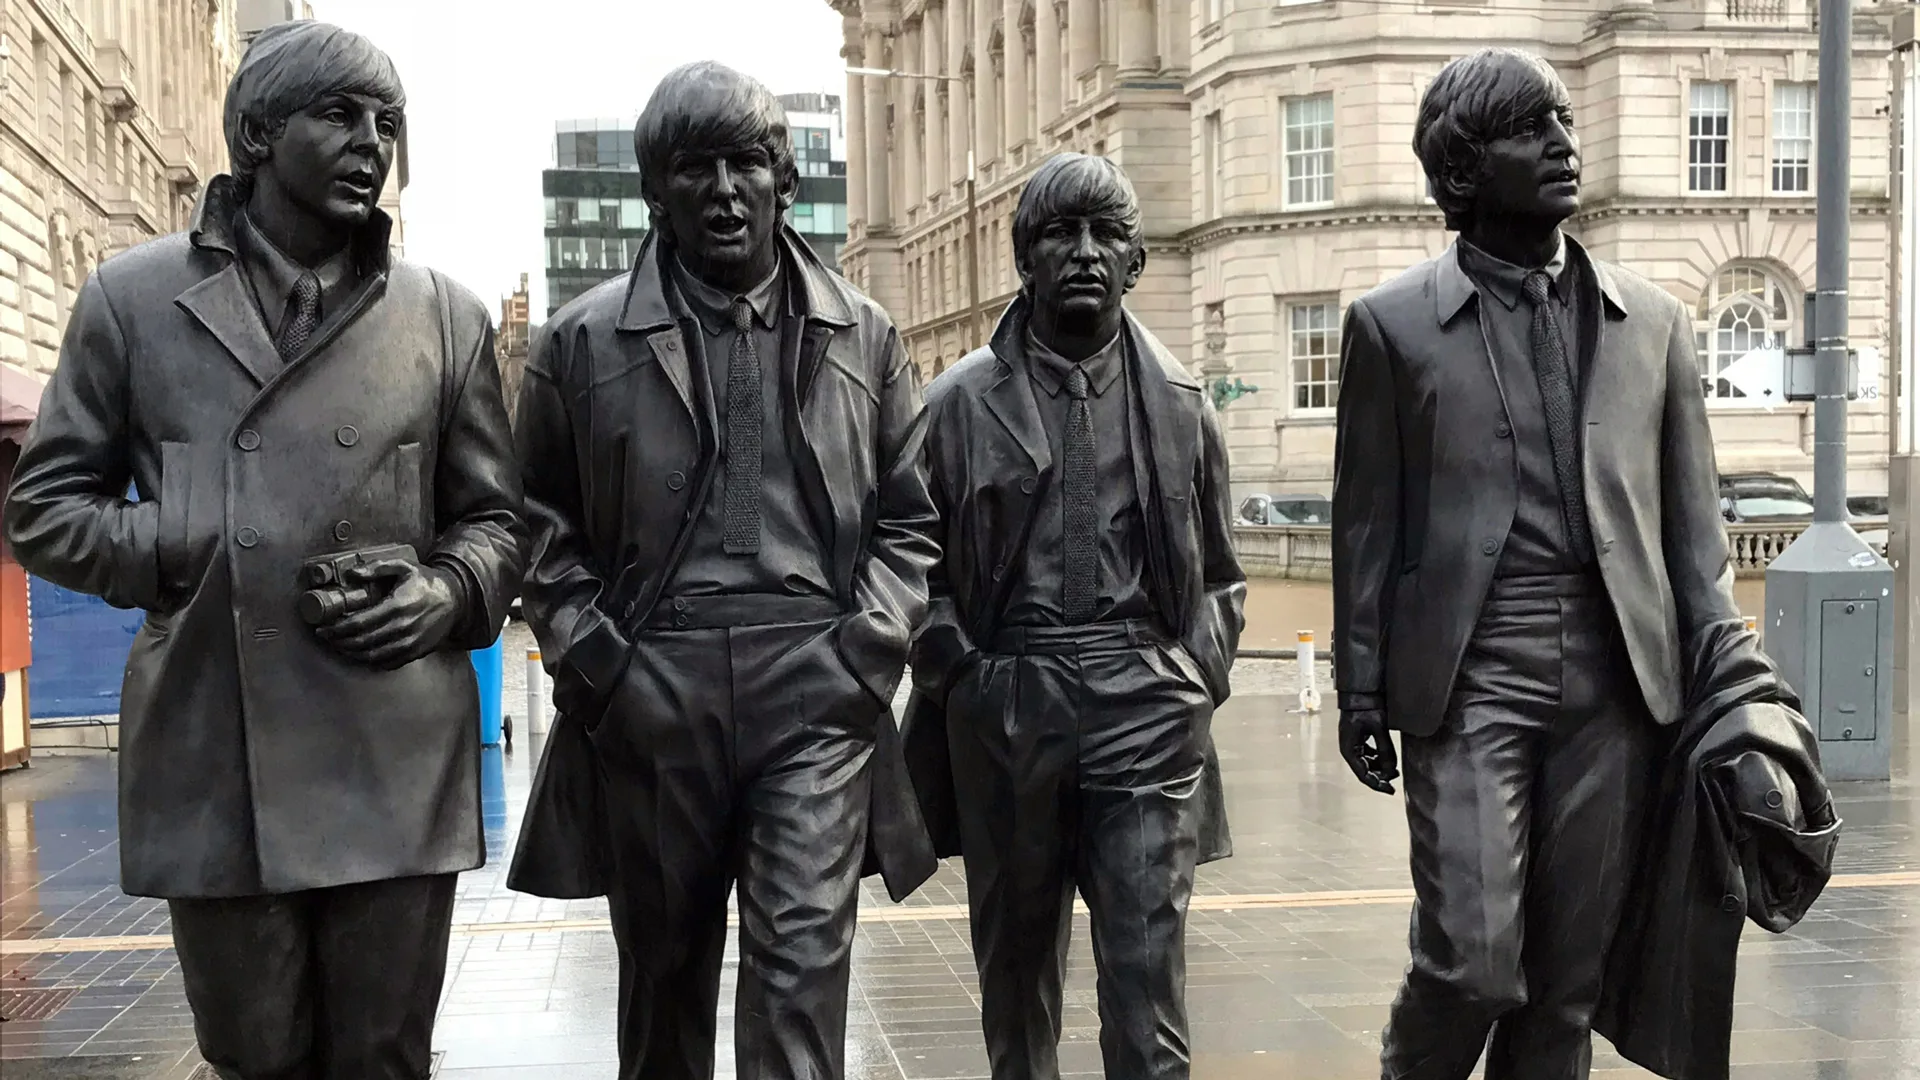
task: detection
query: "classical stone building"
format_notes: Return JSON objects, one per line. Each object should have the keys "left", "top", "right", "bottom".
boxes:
{"left": 1, "top": 0, "right": 240, "bottom": 379}
{"left": 832, "top": 0, "right": 1898, "bottom": 500}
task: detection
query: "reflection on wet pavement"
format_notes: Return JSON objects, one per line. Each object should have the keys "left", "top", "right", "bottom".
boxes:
{"left": 2, "top": 625, "right": 1915, "bottom": 1079}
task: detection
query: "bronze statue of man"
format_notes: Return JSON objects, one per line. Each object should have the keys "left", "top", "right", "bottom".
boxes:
{"left": 902, "top": 153, "right": 1245, "bottom": 1080}
{"left": 1331, "top": 49, "right": 1795, "bottom": 1079}
{"left": 507, "top": 62, "right": 940, "bottom": 1080}
{"left": 2, "top": 21, "right": 524, "bottom": 1079}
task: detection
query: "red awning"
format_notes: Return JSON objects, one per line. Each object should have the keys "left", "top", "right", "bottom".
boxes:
{"left": 1, "top": 364, "right": 44, "bottom": 442}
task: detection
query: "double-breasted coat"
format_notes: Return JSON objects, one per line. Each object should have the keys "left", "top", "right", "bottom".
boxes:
{"left": 2, "top": 177, "right": 525, "bottom": 899}
{"left": 505, "top": 227, "right": 943, "bottom": 903}
{"left": 900, "top": 298, "right": 1245, "bottom": 860}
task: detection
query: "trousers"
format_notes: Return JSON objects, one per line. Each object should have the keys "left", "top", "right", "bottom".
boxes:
{"left": 948, "top": 619, "right": 1213, "bottom": 1080}
{"left": 1379, "top": 575, "right": 1660, "bottom": 1080}
{"left": 168, "top": 873, "right": 458, "bottom": 1080}
{"left": 585, "top": 597, "right": 878, "bottom": 1080}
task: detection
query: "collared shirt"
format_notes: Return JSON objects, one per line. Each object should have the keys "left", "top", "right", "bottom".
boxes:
{"left": 1002, "top": 327, "right": 1159, "bottom": 628}
{"left": 234, "top": 209, "right": 360, "bottom": 343}
{"left": 663, "top": 254, "right": 834, "bottom": 600}
{"left": 1457, "top": 232, "right": 1597, "bottom": 576}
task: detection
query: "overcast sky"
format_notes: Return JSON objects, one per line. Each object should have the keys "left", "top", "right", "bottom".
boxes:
{"left": 311, "top": 1, "right": 850, "bottom": 319}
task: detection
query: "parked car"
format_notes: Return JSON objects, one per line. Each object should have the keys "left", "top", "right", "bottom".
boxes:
{"left": 1716, "top": 472, "right": 1888, "bottom": 555}
{"left": 1237, "top": 493, "right": 1331, "bottom": 526}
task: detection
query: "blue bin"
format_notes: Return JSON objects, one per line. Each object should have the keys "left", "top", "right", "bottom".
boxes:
{"left": 470, "top": 639, "right": 504, "bottom": 747}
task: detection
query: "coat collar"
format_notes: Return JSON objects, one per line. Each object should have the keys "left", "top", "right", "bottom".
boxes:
{"left": 615, "top": 226, "right": 856, "bottom": 334}
{"left": 979, "top": 294, "right": 1201, "bottom": 472}
{"left": 177, "top": 175, "right": 392, "bottom": 387}
{"left": 1436, "top": 233, "right": 1628, "bottom": 326}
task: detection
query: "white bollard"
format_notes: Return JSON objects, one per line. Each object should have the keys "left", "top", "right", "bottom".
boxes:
{"left": 1294, "top": 630, "right": 1322, "bottom": 714}
{"left": 526, "top": 650, "right": 550, "bottom": 736}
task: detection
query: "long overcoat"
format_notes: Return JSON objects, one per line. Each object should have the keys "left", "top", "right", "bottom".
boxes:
{"left": 900, "top": 297, "right": 1246, "bottom": 861}
{"left": 2, "top": 177, "right": 525, "bottom": 899}
{"left": 505, "top": 227, "right": 942, "bottom": 903}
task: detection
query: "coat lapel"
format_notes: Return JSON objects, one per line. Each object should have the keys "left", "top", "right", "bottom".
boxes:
{"left": 175, "top": 262, "right": 281, "bottom": 387}
{"left": 616, "top": 233, "right": 698, "bottom": 426}
{"left": 1127, "top": 315, "right": 1202, "bottom": 613}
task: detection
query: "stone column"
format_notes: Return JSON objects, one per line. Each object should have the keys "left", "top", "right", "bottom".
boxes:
{"left": 1068, "top": 0, "right": 1099, "bottom": 81}
{"left": 1160, "top": 0, "right": 1189, "bottom": 73}
{"left": 844, "top": 28, "right": 869, "bottom": 228}
{"left": 948, "top": 0, "right": 971, "bottom": 187}
{"left": 901, "top": 22, "right": 923, "bottom": 212}
{"left": 1003, "top": 0, "right": 1030, "bottom": 148}
{"left": 924, "top": 6, "right": 947, "bottom": 195}
{"left": 864, "top": 26, "right": 893, "bottom": 229}
{"left": 974, "top": 0, "right": 1000, "bottom": 162}
{"left": 1117, "top": 0, "right": 1156, "bottom": 76}
{"left": 1035, "top": 0, "right": 1061, "bottom": 127}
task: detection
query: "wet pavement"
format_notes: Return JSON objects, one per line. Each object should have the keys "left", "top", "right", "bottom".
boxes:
{"left": 1, "top": 622, "right": 1916, "bottom": 1079}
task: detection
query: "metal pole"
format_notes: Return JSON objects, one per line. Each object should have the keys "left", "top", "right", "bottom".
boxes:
{"left": 1813, "top": 0, "right": 1850, "bottom": 522}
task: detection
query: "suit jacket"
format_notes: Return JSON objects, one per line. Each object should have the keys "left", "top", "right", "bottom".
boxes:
{"left": 1, "top": 176, "right": 525, "bottom": 898}
{"left": 900, "top": 297, "right": 1245, "bottom": 860}
{"left": 1332, "top": 237, "right": 1745, "bottom": 735}
{"left": 1595, "top": 618, "right": 1841, "bottom": 1080}
{"left": 506, "top": 227, "right": 942, "bottom": 902}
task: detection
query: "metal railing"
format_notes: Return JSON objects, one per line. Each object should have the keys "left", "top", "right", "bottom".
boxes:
{"left": 1233, "top": 520, "right": 1890, "bottom": 580}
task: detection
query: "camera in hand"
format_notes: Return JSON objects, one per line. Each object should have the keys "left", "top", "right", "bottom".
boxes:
{"left": 297, "top": 543, "right": 418, "bottom": 626}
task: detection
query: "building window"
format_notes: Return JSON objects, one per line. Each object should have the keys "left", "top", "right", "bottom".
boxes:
{"left": 1288, "top": 299, "right": 1342, "bottom": 411}
{"left": 1204, "top": 111, "right": 1224, "bottom": 219}
{"left": 1207, "top": 0, "right": 1226, "bottom": 23}
{"left": 1695, "top": 265, "right": 1797, "bottom": 401}
{"left": 1688, "top": 82, "right": 1732, "bottom": 193}
{"left": 1283, "top": 94, "right": 1335, "bottom": 208}
{"left": 1771, "top": 83, "right": 1813, "bottom": 194}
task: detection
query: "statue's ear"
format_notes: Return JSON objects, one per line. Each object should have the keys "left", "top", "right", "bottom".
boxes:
{"left": 1122, "top": 243, "right": 1146, "bottom": 293}
{"left": 236, "top": 114, "right": 276, "bottom": 169}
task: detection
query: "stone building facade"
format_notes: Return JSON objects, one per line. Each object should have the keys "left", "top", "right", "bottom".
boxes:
{"left": 1, "top": 0, "right": 241, "bottom": 380}
{"left": 830, "top": 0, "right": 1898, "bottom": 500}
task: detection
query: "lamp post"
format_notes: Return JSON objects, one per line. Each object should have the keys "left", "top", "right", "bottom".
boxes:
{"left": 846, "top": 65, "right": 983, "bottom": 352}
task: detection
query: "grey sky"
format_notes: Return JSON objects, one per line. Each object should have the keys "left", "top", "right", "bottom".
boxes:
{"left": 312, "top": 1, "right": 849, "bottom": 319}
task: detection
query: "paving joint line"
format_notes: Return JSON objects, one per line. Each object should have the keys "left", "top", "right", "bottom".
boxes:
{"left": 3, "top": 872, "right": 1913, "bottom": 958}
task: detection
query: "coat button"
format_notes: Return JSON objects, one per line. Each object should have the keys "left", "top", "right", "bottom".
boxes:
{"left": 667, "top": 470, "right": 687, "bottom": 491}
{"left": 674, "top": 614, "right": 689, "bottom": 628}
{"left": 664, "top": 339, "right": 678, "bottom": 352}
{"left": 333, "top": 520, "right": 353, "bottom": 542}
{"left": 1495, "top": 422, "right": 1512, "bottom": 439}
{"left": 1481, "top": 540, "right": 1498, "bottom": 556}
{"left": 236, "top": 429, "right": 261, "bottom": 451}
{"left": 336, "top": 425, "right": 359, "bottom": 447}
{"left": 992, "top": 563, "right": 1006, "bottom": 580}
{"left": 673, "top": 597, "right": 689, "bottom": 611}
{"left": 1020, "top": 476, "right": 1036, "bottom": 494}
{"left": 236, "top": 527, "right": 259, "bottom": 548}
{"left": 1765, "top": 789, "right": 1784, "bottom": 809}
{"left": 623, "top": 601, "right": 637, "bottom": 618}
{"left": 1721, "top": 893, "right": 1742, "bottom": 914}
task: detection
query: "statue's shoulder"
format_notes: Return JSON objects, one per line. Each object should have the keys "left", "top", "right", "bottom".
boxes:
{"left": 925, "top": 346, "right": 1001, "bottom": 406}
{"left": 1585, "top": 255, "right": 1682, "bottom": 317}
{"left": 1354, "top": 255, "right": 1442, "bottom": 315}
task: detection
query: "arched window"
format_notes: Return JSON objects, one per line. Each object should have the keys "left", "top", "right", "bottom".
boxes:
{"left": 1695, "top": 264, "right": 1799, "bottom": 401}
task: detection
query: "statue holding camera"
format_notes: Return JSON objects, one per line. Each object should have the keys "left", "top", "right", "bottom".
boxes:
{"left": 2, "top": 22, "right": 524, "bottom": 1079}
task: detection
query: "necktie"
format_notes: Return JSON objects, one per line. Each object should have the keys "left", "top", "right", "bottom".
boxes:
{"left": 1061, "top": 364, "right": 1098, "bottom": 623}
{"left": 723, "top": 297, "right": 764, "bottom": 555}
{"left": 1520, "top": 271, "right": 1596, "bottom": 565}
{"left": 274, "top": 271, "right": 322, "bottom": 362}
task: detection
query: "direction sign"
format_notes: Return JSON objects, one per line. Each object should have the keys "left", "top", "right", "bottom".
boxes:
{"left": 1721, "top": 345, "right": 1786, "bottom": 408}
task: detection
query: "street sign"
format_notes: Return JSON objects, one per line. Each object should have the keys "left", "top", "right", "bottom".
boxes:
{"left": 1722, "top": 345, "right": 1786, "bottom": 407}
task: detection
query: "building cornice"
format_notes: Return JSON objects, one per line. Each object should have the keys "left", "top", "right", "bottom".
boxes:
{"left": 1184, "top": 195, "right": 1892, "bottom": 251}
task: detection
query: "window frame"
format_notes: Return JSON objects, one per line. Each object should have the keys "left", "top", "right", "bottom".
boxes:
{"left": 1282, "top": 93, "right": 1336, "bottom": 210}
{"left": 1687, "top": 81, "right": 1733, "bottom": 194}
{"left": 1285, "top": 296, "right": 1343, "bottom": 415}
{"left": 1770, "top": 82, "right": 1814, "bottom": 195}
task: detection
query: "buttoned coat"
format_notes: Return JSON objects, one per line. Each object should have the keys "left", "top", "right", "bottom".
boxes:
{"left": 899, "top": 298, "right": 1246, "bottom": 861}
{"left": 1332, "top": 238, "right": 1745, "bottom": 736}
{"left": 2, "top": 177, "right": 525, "bottom": 899}
{"left": 505, "top": 227, "right": 942, "bottom": 903}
